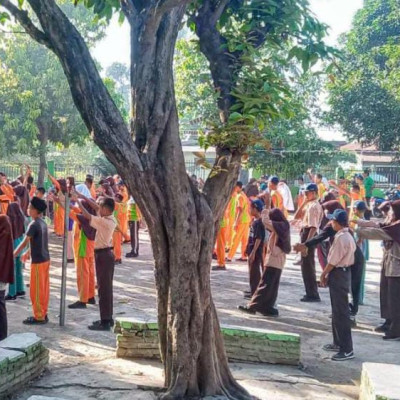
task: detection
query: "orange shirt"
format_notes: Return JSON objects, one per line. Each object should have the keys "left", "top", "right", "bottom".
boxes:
{"left": 271, "top": 190, "right": 284, "bottom": 211}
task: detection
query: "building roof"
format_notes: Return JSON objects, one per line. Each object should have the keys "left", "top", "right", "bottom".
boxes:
{"left": 340, "top": 142, "right": 377, "bottom": 151}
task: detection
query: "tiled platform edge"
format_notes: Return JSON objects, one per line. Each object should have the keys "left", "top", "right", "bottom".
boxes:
{"left": 0, "top": 333, "right": 49, "bottom": 398}
{"left": 360, "top": 363, "right": 400, "bottom": 400}
{"left": 114, "top": 318, "right": 300, "bottom": 366}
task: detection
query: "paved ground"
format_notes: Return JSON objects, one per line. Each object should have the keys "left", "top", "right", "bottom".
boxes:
{"left": 4, "top": 229, "right": 399, "bottom": 400}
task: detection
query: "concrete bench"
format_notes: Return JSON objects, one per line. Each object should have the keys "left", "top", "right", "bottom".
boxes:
{"left": 0, "top": 333, "right": 49, "bottom": 398}
{"left": 114, "top": 318, "right": 300, "bottom": 366}
{"left": 360, "top": 363, "right": 400, "bottom": 400}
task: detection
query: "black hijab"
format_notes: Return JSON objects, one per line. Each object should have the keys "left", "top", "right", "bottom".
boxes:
{"left": 269, "top": 208, "right": 291, "bottom": 254}
{"left": 0, "top": 215, "right": 14, "bottom": 284}
{"left": 381, "top": 200, "right": 400, "bottom": 245}
{"left": 76, "top": 201, "right": 97, "bottom": 241}
{"left": 6, "top": 202, "right": 25, "bottom": 239}
{"left": 13, "top": 185, "right": 29, "bottom": 216}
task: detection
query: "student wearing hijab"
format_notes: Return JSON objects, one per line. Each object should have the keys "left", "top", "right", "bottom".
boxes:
{"left": 357, "top": 200, "right": 400, "bottom": 340}
{"left": 239, "top": 208, "right": 290, "bottom": 317}
{"left": 6, "top": 203, "right": 26, "bottom": 300}
{"left": 13, "top": 184, "right": 30, "bottom": 217}
{"left": 14, "top": 197, "right": 50, "bottom": 325}
{"left": 0, "top": 215, "right": 14, "bottom": 340}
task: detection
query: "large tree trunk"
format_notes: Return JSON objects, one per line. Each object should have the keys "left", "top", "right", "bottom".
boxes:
{"left": 36, "top": 118, "right": 49, "bottom": 187}
{"left": 9, "top": 1, "right": 252, "bottom": 398}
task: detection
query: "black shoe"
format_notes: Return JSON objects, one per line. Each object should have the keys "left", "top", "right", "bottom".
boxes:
{"left": 238, "top": 305, "right": 256, "bottom": 315}
{"left": 88, "top": 297, "right": 96, "bottom": 305}
{"left": 331, "top": 351, "right": 354, "bottom": 361}
{"left": 212, "top": 265, "right": 226, "bottom": 271}
{"left": 125, "top": 252, "right": 136, "bottom": 258}
{"left": 263, "top": 308, "right": 279, "bottom": 317}
{"left": 16, "top": 291, "right": 26, "bottom": 297}
{"left": 23, "top": 316, "right": 48, "bottom": 325}
{"left": 88, "top": 320, "right": 112, "bottom": 331}
{"left": 323, "top": 344, "right": 340, "bottom": 352}
{"left": 382, "top": 334, "right": 400, "bottom": 341}
{"left": 243, "top": 293, "right": 252, "bottom": 299}
{"left": 300, "top": 295, "right": 321, "bottom": 303}
{"left": 68, "top": 301, "right": 87, "bottom": 309}
{"left": 5, "top": 295, "right": 17, "bottom": 301}
{"left": 235, "top": 257, "right": 248, "bottom": 262}
{"left": 375, "top": 322, "right": 390, "bottom": 333}
{"left": 115, "top": 259, "right": 122, "bottom": 264}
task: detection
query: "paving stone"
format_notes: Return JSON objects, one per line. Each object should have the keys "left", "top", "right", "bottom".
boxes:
{"left": 360, "top": 362, "right": 400, "bottom": 400}
{"left": 0, "top": 333, "right": 42, "bottom": 352}
{"left": 28, "top": 397, "right": 68, "bottom": 400}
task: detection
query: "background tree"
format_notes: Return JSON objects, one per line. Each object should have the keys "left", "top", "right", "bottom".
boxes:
{"left": 0, "top": 0, "right": 334, "bottom": 398}
{"left": 106, "top": 62, "right": 130, "bottom": 114}
{"left": 326, "top": 0, "right": 400, "bottom": 151}
{"left": 0, "top": 2, "right": 105, "bottom": 185}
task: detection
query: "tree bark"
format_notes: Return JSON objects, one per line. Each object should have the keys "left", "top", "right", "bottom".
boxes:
{"left": 36, "top": 118, "right": 49, "bottom": 187}
{"left": 5, "top": 1, "right": 254, "bottom": 398}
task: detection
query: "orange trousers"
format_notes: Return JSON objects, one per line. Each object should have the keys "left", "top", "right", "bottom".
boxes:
{"left": 76, "top": 240, "right": 95, "bottom": 303}
{"left": 227, "top": 223, "right": 250, "bottom": 260}
{"left": 226, "top": 218, "right": 234, "bottom": 250}
{"left": 216, "top": 226, "right": 227, "bottom": 266}
{"left": 113, "top": 231, "right": 123, "bottom": 260}
{"left": 30, "top": 261, "right": 50, "bottom": 321}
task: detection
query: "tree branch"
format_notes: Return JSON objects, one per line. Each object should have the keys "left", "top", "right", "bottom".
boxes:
{"left": 210, "top": 0, "right": 229, "bottom": 25}
{"left": 155, "top": 0, "right": 189, "bottom": 14}
{"left": 22, "top": 0, "right": 144, "bottom": 177}
{"left": 0, "top": 0, "right": 52, "bottom": 49}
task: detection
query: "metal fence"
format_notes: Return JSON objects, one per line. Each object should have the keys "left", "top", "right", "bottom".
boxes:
{"left": 0, "top": 162, "right": 102, "bottom": 183}
{"left": 1, "top": 159, "right": 399, "bottom": 189}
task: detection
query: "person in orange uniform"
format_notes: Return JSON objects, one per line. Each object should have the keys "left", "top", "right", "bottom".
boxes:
{"left": 48, "top": 174, "right": 67, "bottom": 237}
{"left": 355, "top": 175, "right": 366, "bottom": 200}
{"left": 225, "top": 191, "right": 237, "bottom": 252}
{"left": 14, "top": 197, "right": 50, "bottom": 324}
{"left": 112, "top": 194, "right": 124, "bottom": 264}
{"left": 269, "top": 176, "right": 286, "bottom": 215}
{"left": 117, "top": 181, "right": 130, "bottom": 242}
{"left": 315, "top": 174, "right": 326, "bottom": 200}
{"left": 67, "top": 199, "right": 97, "bottom": 309}
{"left": 212, "top": 207, "right": 229, "bottom": 271}
{"left": 227, "top": 181, "right": 251, "bottom": 262}
{"left": 0, "top": 173, "right": 15, "bottom": 215}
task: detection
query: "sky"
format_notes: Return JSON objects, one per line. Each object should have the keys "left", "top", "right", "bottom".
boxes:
{"left": 91, "top": 0, "right": 364, "bottom": 140}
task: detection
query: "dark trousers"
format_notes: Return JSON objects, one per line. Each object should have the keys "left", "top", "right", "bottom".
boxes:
{"left": 248, "top": 252, "right": 263, "bottom": 295}
{"left": 349, "top": 247, "right": 365, "bottom": 316}
{"left": 249, "top": 266, "right": 282, "bottom": 313}
{"left": 129, "top": 221, "right": 140, "bottom": 255}
{"left": 0, "top": 290, "right": 7, "bottom": 341}
{"left": 95, "top": 249, "right": 115, "bottom": 322}
{"left": 300, "top": 228, "right": 319, "bottom": 299}
{"left": 387, "top": 277, "right": 400, "bottom": 337}
{"left": 329, "top": 268, "right": 353, "bottom": 353}
{"left": 380, "top": 267, "right": 390, "bottom": 320}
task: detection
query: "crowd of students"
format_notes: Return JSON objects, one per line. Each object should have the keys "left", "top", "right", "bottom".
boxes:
{"left": 0, "top": 169, "right": 143, "bottom": 337}
{"left": 1, "top": 168, "right": 399, "bottom": 363}
{"left": 213, "top": 171, "right": 400, "bottom": 361}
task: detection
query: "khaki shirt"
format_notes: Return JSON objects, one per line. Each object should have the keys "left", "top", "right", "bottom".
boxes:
{"left": 302, "top": 200, "right": 323, "bottom": 229}
{"left": 358, "top": 227, "right": 400, "bottom": 277}
{"left": 264, "top": 232, "right": 286, "bottom": 270}
{"left": 90, "top": 215, "right": 116, "bottom": 250}
{"left": 327, "top": 228, "right": 356, "bottom": 267}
